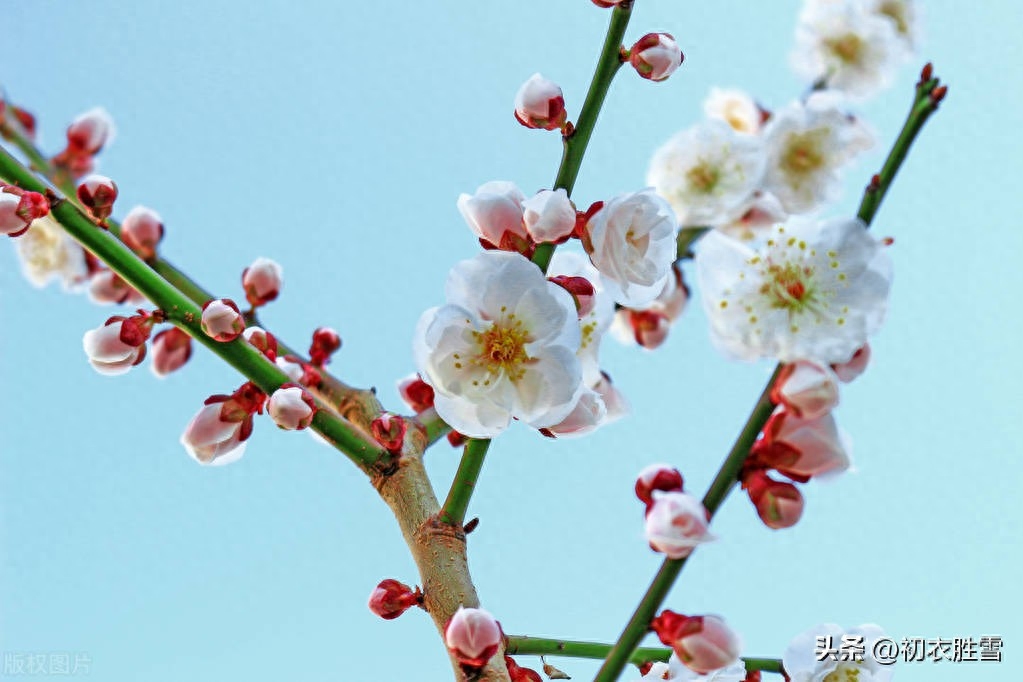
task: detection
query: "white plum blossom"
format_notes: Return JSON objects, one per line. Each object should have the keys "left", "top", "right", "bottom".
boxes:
{"left": 15, "top": 214, "right": 88, "bottom": 289}
{"left": 792, "top": 0, "right": 906, "bottom": 99}
{"left": 717, "top": 191, "right": 788, "bottom": 242}
{"left": 784, "top": 623, "right": 893, "bottom": 682}
{"left": 584, "top": 189, "right": 679, "bottom": 307}
{"left": 414, "top": 251, "right": 582, "bottom": 438}
{"left": 696, "top": 217, "right": 892, "bottom": 364}
{"left": 457, "top": 181, "right": 528, "bottom": 249}
{"left": 522, "top": 188, "right": 576, "bottom": 243}
{"left": 703, "top": 87, "right": 764, "bottom": 136}
{"left": 762, "top": 94, "right": 874, "bottom": 215}
{"left": 648, "top": 120, "right": 765, "bottom": 227}
{"left": 634, "top": 655, "right": 747, "bottom": 682}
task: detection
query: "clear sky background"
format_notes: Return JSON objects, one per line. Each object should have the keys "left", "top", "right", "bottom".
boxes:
{"left": 1, "top": 1, "right": 1021, "bottom": 681}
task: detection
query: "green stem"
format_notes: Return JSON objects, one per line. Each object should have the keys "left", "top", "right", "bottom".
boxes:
{"left": 675, "top": 226, "right": 709, "bottom": 260}
{"left": 504, "top": 635, "right": 784, "bottom": 673}
{"left": 531, "top": 2, "right": 633, "bottom": 273}
{"left": 418, "top": 408, "right": 451, "bottom": 447}
{"left": 0, "top": 146, "right": 386, "bottom": 472}
{"left": 438, "top": 438, "right": 491, "bottom": 526}
{"left": 594, "top": 67, "right": 946, "bottom": 682}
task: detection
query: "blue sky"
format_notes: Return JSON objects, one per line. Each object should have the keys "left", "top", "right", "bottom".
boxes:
{"left": 2, "top": 1, "right": 1021, "bottom": 681}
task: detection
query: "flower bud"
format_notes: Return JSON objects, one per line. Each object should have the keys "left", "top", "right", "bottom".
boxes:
{"left": 448, "top": 430, "right": 467, "bottom": 448}
{"left": 65, "top": 107, "right": 115, "bottom": 156}
{"left": 628, "top": 309, "right": 671, "bottom": 349}
{"left": 1, "top": 186, "right": 49, "bottom": 237}
{"left": 267, "top": 384, "right": 316, "bottom": 430}
{"left": 76, "top": 174, "right": 118, "bottom": 221}
{"left": 514, "top": 73, "right": 567, "bottom": 131}
{"left": 444, "top": 607, "right": 502, "bottom": 668}
{"left": 752, "top": 409, "right": 851, "bottom": 481}
{"left": 629, "top": 33, "right": 684, "bottom": 82}
{"left": 180, "top": 382, "right": 265, "bottom": 465}
{"left": 82, "top": 313, "right": 154, "bottom": 376}
{"left": 11, "top": 105, "right": 37, "bottom": 140}
{"left": 120, "top": 205, "right": 164, "bottom": 260}
{"left": 309, "top": 326, "right": 342, "bottom": 366}
{"left": 398, "top": 374, "right": 435, "bottom": 412}
{"left": 523, "top": 188, "right": 576, "bottom": 243}
{"left": 644, "top": 491, "right": 714, "bottom": 559}
{"left": 742, "top": 469, "right": 804, "bottom": 530}
{"left": 770, "top": 361, "right": 840, "bottom": 420}
{"left": 831, "top": 343, "right": 871, "bottom": 383}
{"left": 242, "top": 326, "right": 278, "bottom": 360}
{"left": 371, "top": 412, "right": 408, "bottom": 453}
{"left": 504, "top": 656, "right": 543, "bottom": 682}
{"left": 201, "top": 298, "right": 245, "bottom": 342}
{"left": 651, "top": 611, "right": 742, "bottom": 675}
{"left": 548, "top": 275, "right": 596, "bottom": 318}
{"left": 591, "top": 0, "right": 626, "bottom": 7}
{"left": 457, "top": 181, "right": 529, "bottom": 251}
{"left": 241, "top": 257, "right": 283, "bottom": 307}
{"left": 150, "top": 327, "right": 193, "bottom": 377}
{"left": 367, "top": 579, "right": 422, "bottom": 620}
{"left": 635, "top": 463, "right": 685, "bottom": 509}
{"left": 88, "top": 270, "right": 145, "bottom": 306}
{"left": 275, "top": 355, "right": 305, "bottom": 382}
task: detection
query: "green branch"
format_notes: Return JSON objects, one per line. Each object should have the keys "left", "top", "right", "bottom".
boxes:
{"left": 594, "top": 68, "right": 946, "bottom": 682}
{"left": 438, "top": 438, "right": 491, "bottom": 526}
{"left": 531, "top": 2, "right": 634, "bottom": 273}
{"left": 0, "top": 146, "right": 386, "bottom": 471}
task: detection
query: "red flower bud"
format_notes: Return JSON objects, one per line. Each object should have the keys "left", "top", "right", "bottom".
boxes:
{"left": 367, "top": 579, "right": 422, "bottom": 620}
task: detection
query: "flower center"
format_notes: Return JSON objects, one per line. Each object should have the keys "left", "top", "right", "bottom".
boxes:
{"left": 823, "top": 662, "right": 863, "bottom": 682}
{"left": 470, "top": 312, "right": 531, "bottom": 381}
{"left": 766, "top": 262, "right": 813, "bottom": 309}
{"left": 686, "top": 160, "right": 721, "bottom": 194}
{"left": 825, "top": 34, "right": 865, "bottom": 65}
{"left": 780, "top": 130, "right": 827, "bottom": 182}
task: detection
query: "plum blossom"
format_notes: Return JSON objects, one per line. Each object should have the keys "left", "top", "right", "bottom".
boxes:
{"left": 610, "top": 263, "right": 689, "bottom": 349}
{"left": 242, "top": 257, "right": 283, "bottom": 307}
{"left": 457, "top": 181, "right": 529, "bottom": 251}
{"left": 784, "top": 623, "right": 893, "bottom": 682}
{"left": 150, "top": 327, "right": 193, "bottom": 377}
{"left": 652, "top": 612, "right": 743, "bottom": 675}
{"left": 1, "top": 186, "right": 49, "bottom": 237}
{"left": 414, "top": 251, "right": 582, "bottom": 438}
{"left": 514, "top": 73, "right": 567, "bottom": 131}
{"left": 634, "top": 655, "right": 748, "bottom": 681}
{"left": 15, "top": 214, "right": 88, "bottom": 289}
{"left": 645, "top": 491, "right": 714, "bottom": 559}
{"left": 629, "top": 33, "right": 684, "bottom": 82}
{"left": 648, "top": 120, "right": 765, "bottom": 227}
{"left": 583, "top": 189, "right": 679, "bottom": 306}
{"left": 201, "top": 298, "right": 245, "bottom": 342}
{"left": 696, "top": 217, "right": 892, "bottom": 364}
{"left": 82, "top": 313, "right": 153, "bottom": 376}
{"left": 771, "top": 360, "right": 841, "bottom": 419}
{"left": 180, "top": 382, "right": 265, "bottom": 465}
{"left": 65, "top": 107, "right": 115, "bottom": 156}
{"left": 762, "top": 94, "right": 874, "bottom": 214}
{"left": 444, "top": 607, "right": 502, "bottom": 668}
{"left": 870, "top": 0, "right": 919, "bottom": 51}
{"left": 267, "top": 385, "right": 316, "bottom": 430}
{"left": 752, "top": 407, "right": 852, "bottom": 480}
{"left": 522, "top": 188, "right": 576, "bottom": 243}
{"left": 792, "top": 0, "right": 905, "bottom": 99}
{"left": 120, "top": 206, "right": 164, "bottom": 260}
{"left": 703, "top": 87, "right": 764, "bottom": 136}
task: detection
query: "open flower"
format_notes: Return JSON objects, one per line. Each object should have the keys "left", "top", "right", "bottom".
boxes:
{"left": 703, "top": 87, "right": 765, "bottom": 136}
{"left": 414, "top": 251, "right": 582, "bottom": 438}
{"left": 784, "top": 623, "right": 893, "bottom": 682}
{"left": 696, "top": 217, "right": 892, "bottom": 364}
{"left": 15, "top": 214, "right": 88, "bottom": 289}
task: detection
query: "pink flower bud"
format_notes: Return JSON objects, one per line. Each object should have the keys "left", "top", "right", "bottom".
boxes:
{"left": 457, "top": 181, "right": 529, "bottom": 252}
{"left": 309, "top": 326, "right": 342, "bottom": 366}
{"left": 241, "top": 257, "right": 283, "bottom": 308}
{"left": 591, "top": 0, "right": 626, "bottom": 7}
{"left": 88, "top": 269, "right": 145, "bottom": 306}
{"left": 771, "top": 361, "right": 840, "bottom": 420}
{"left": 398, "top": 374, "right": 436, "bottom": 412}
{"left": 275, "top": 355, "right": 305, "bottom": 382}
{"left": 180, "top": 382, "right": 265, "bottom": 465}
{"left": 548, "top": 275, "right": 596, "bottom": 318}
{"left": 371, "top": 413, "right": 408, "bottom": 453}
{"left": 635, "top": 463, "right": 685, "bottom": 509}
{"left": 11, "top": 106, "right": 37, "bottom": 140}
{"left": 267, "top": 385, "right": 316, "bottom": 430}
{"left": 652, "top": 611, "right": 742, "bottom": 674}
{"left": 65, "top": 107, "right": 115, "bottom": 156}
{"left": 504, "top": 656, "right": 543, "bottom": 682}
{"left": 629, "top": 33, "right": 684, "bottom": 82}
{"left": 742, "top": 470, "right": 804, "bottom": 530}
{"left": 82, "top": 313, "right": 154, "bottom": 376}
{"left": 831, "top": 343, "right": 871, "bottom": 383}
{"left": 76, "top": 174, "right": 118, "bottom": 221}
{"left": 444, "top": 607, "right": 502, "bottom": 668}
{"left": 201, "top": 298, "right": 245, "bottom": 342}
{"left": 627, "top": 309, "right": 672, "bottom": 349}
{"left": 150, "top": 327, "right": 193, "bottom": 377}
{"left": 752, "top": 409, "right": 851, "bottom": 481}
{"left": 644, "top": 491, "right": 714, "bottom": 559}
{"left": 523, "top": 189, "right": 576, "bottom": 243}
{"left": 514, "top": 73, "right": 567, "bottom": 131}
{"left": 1, "top": 186, "right": 49, "bottom": 237}
{"left": 241, "top": 326, "right": 278, "bottom": 360}
{"left": 367, "top": 579, "right": 422, "bottom": 620}
{"left": 120, "top": 205, "right": 164, "bottom": 260}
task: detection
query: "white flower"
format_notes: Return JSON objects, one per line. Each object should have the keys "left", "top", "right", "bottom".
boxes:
{"left": 14, "top": 214, "right": 87, "bottom": 289}
{"left": 784, "top": 623, "right": 893, "bottom": 682}
{"left": 514, "top": 73, "right": 567, "bottom": 131}
{"left": 584, "top": 189, "right": 679, "bottom": 306}
{"left": 645, "top": 491, "right": 714, "bottom": 559}
{"left": 522, "top": 188, "right": 576, "bottom": 243}
{"left": 414, "top": 251, "right": 582, "bottom": 438}
{"left": 762, "top": 95, "right": 874, "bottom": 215}
{"left": 792, "top": 0, "right": 906, "bottom": 99}
{"left": 717, "top": 191, "right": 788, "bottom": 242}
{"left": 648, "top": 120, "right": 765, "bottom": 227}
{"left": 180, "top": 402, "right": 248, "bottom": 466}
{"left": 82, "top": 318, "right": 147, "bottom": 376}
{"left": 703, "top": 87, "right": 763, "bottom": 135}
{"left": 870, "top": 0, "right": 919, "bottom": 51}
{"left": 668, "top": 657, "right": 747, "bottom": 682}
{"left": 457, "top": 181, "right": 528, "bottom": 249}
{"left": 696, "top": 217, "right": 891, "bottom": 364}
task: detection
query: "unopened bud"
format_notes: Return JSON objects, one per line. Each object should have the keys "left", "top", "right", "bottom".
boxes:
{"left": 628, "top": 309, "right": 671, "bottom": 349}
{"left": 267, "top": 384, "right": 317, "bottom": 430}
{"left": 514, "top": 73, "right": 567, "bottom": 131}
{"left": 629, "top": 33, "right": 684, "bottom": 82}
{"left": 120, "top": 206, "right": 164, "bottom": 260}
{"left": 444, "top": 607, "right": 502, "bottom": 668}
{"left": 523, "top": 188, "right": 576, "bottom": 243}
{"left": 651, "top": 611, "right": 742, "bottom": 675}
{"left": 742, "top": 469, "right": 804, "bottom": 530}
{"left": 644, "top": 491, "right": 713, "bottom": 559}
{"left": 504, "top": 656, "right": 543, "bottom": 682}
{"left": 309, "top": 326, "right": 342, "bottom": 366}
{"left": 549, "top": 275, "right": 596, "bottom": 318}
{"left": 635, "top": 463, "right": 685, "bottom": 509}
{"left": 831, "top": 344, "right": 871, "bottom": 383}
{"left": 66, "top": 107, "right": 115, "bottom": 156}
{"left": 770, "top": 361, "right": 840, "bottom": 420}
{"left": 371, "top": 413, "right": 408, "bottom": 453}
{"left": 0, "top": 186, "right": 49, "bottom": 238}
{"left": 751, "top": 408, "right": 851, "bottom": 481}
{"left": 201, "top": 298, "right": 245, "bottom": 342}
{"left": 150, "top": 327, "right": 193, "bottom": 377}
{"left": 82, "top": 312, "right": 154, "bottom": 376}
{"left": 242, "top": 326, "right": 278, "bottom": 361}
{"left": 241, "top": 257, "right": 283, "bottom": 307}
{"left": 398, "top": 374, "right": 435, "bottom": 412}
{"left": 367, "top": 579, "right": 422, "bottom": 620}
{"left": 88, "top": 269, "right": 145, "bottom": 306}
{"left": 77, "top": 174, "right": 118, "bottom": 221}
{"left": 591, "top": 0, "right": 627, "bottom": 7}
